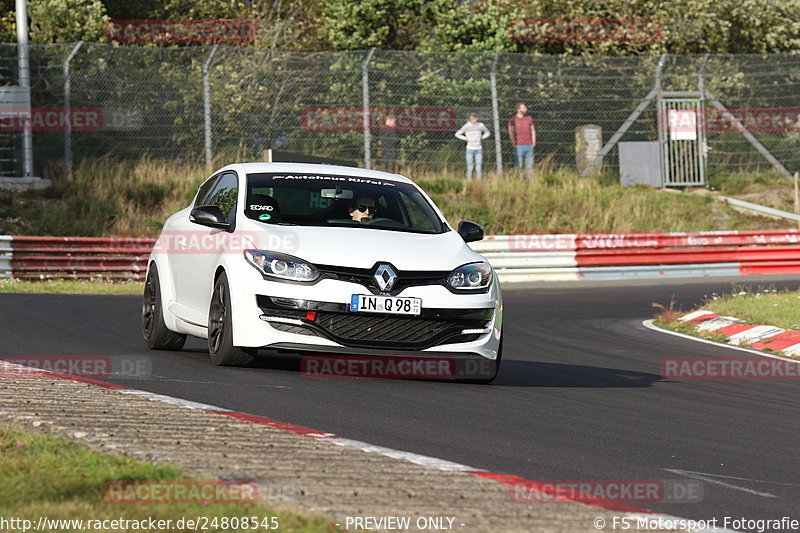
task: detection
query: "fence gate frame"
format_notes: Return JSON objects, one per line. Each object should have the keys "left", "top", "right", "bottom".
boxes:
{"left": 657, "top": 91, "right": 706, "bottom": 187}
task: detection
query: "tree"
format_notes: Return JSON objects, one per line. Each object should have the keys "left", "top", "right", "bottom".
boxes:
{"left": 503, "top": 0, "right": 800, "bottom": 55}
{"left": 101, "top": 0, "right": 164, "bottom": 20}
{"left": 1, "top": 0, "right": 15, "bottom": 42}
{"left": 28, "top": 0, "right": 109, "bottom": 43}
{"left": 318, "top": 0, "right": 428, "bottom": 50}
{"left": 419, "top": 0, "right": 524, "bottom": 52}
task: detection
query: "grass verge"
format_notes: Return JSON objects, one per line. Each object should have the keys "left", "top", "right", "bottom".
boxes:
{"left": 0, "top": 279, "right": 143, "bottom": 295}
{"left": 0, "top": 424, "right": 339, "bottom": 532}
{"left": 709, "top": 171, "right": 800, "bottom": 215}
{"left": 702, "top": 286, "right": 800, "bottom": 331}
{"left": 0, "top": 158, "right": 792, "bottom": 236}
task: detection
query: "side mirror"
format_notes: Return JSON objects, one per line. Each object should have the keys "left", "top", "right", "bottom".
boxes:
{"left": 457, "top": 220, "right": 484, "bottom": 243}
{"left": 190, "top": 205, "right": 229, "bottom": 229}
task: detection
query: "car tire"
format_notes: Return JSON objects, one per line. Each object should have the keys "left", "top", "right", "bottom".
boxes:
{"left": 208, "top": 271, "right": 256, "bottom": 367}
{"left": 142, "top": 263, "right": 187, "bottom": 351}
{"left": 457, "top": 333, "right": 502, "bottom": 384}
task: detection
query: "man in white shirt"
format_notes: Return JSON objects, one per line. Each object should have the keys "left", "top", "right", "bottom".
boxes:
{"left": 455, "top": 113, "right": 491, "bottom": 180}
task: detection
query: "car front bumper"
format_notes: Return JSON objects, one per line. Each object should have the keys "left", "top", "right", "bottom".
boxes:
{"left": 227, "top": 266, "right": 503, "bottom": 361}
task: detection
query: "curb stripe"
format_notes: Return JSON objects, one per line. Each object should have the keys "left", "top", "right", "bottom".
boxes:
{"left": 673, "top": 308, "right": 800, "bottom": 361}
{"left": 679, "top": 309, "right": 717, "bottom": 323}
{"left": 727, "top": 325, "right": 785, "bottom": 346}
{"left": 696, "top": 317, "right": 744, "bottom": 332}
{"left": 751, "top": 330, "right": 800, "bottom": 351}
{"left": 715, "top": 323, "right": 758, "bottom": 337}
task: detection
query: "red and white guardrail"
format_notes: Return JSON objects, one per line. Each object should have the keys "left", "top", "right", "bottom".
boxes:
{"left": 469, "top": 229, "right": 800, "bottom": 282}
{"left": 0, "top": 236, "right": 153, "bottom": 280}
{"left": 2, "top": 230, "right": 800, "bottom": 282}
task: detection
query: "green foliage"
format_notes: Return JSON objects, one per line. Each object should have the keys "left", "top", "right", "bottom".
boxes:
{"left": 318, "top": 0, "right": 427, "bottom": 50}
{"left": 505, "top": 0, "right": 800, "bottom": 55}
{"left": 28, "top": 0, "right": 109, "bottom": 43}
{"left": 318, "top": 0, "right": 523, "bottom": 52}
{"left": 137, "top": 0, "right": 326, "bottom": 50}
{"left": 723, "top": 0, "right": 800, "bottom": 53}
{"left": 8, "top": 0, "right": 800, "bottom": 55}
{"left": 704, "top": 287, "right": 800, "bottom": 331}
{"left": 419, "top": 0, "right": 525, "bottom": 52}
{"left": 317, "top": 0, "right": 800, "bottom": 55}
{"left": 101, "top": 0, "right": 164, "bottom": 19}
{"left": 0, "top": 0, "right": 14, "bottom": 42}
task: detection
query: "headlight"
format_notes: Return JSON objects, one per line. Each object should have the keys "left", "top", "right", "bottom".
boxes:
{"left": 244, "top": 250, "right": 319, "bottom": 282}
{"left": 447, "top": 262, "right": 492, "bottom": 291}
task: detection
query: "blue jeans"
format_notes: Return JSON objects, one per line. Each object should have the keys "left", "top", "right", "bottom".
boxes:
{"left": 515, "top": 145, "right": 534, "bottom": 178}
{"left": 466, "top": 149, "right": 483, "bottom": 180}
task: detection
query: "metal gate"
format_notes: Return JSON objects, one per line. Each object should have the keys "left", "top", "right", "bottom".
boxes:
{"left": 657, "top": 94, "right": 706, "bottom": 186}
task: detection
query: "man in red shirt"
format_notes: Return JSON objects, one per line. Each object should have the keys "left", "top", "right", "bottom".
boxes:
{"left": 507, "top": 103, "right": 536, "bottom": 178}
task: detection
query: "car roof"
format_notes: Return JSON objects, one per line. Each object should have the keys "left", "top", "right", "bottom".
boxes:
{"left": 230, "top": 162, "right": 414, "bottom": 185}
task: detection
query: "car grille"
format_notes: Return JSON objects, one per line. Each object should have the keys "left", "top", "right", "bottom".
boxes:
{"left": 314, "top": 312, "right": 484, "bottom": 348}
{"left": 257, "top": 296, "right": 490, "bottom": 350}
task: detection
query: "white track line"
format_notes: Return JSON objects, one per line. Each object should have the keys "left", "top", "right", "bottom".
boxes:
{"left": 663, "top": 469, "right": 777, "bottom": 498}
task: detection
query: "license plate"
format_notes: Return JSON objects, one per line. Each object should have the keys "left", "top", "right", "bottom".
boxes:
{"left": 351, "top": 294, "right": 421, "bottom": 315}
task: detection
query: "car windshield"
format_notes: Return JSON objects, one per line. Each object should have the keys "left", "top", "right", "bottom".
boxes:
{"left": 244, "top": 172, "right": 446, "bottom": 234}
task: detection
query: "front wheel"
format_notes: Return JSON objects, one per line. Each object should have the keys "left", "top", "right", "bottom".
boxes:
{"left": 142, "top": 263, "right": 186, "bottom": 351}
{"left": 208, "top": 271, "right": 256, "bottom": 366}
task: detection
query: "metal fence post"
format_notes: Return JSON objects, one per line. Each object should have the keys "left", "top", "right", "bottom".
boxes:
{"left": 63, "top": 41, "right": 83, "bottom": 182}
{"left": 203, "top": 44, "right": 219, "bottom": 169}
{"left": 16, "top": 0, "right": 33, "bottom": 177}
{"left": 490, "top": 52, "right": 502, "bottom": 176}
{"left": 362, "top": 48, "right": 376, "bottom": 169}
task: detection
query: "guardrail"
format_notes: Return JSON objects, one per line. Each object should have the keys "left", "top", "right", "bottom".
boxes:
{"left": 0, "top": 236, "right": 155, "bottom": 280}
{"left": 469, "top": 230, "right": 800, "bottom": 282}
{"left": 1, "top": 231, "right": 800, "bottom": 282}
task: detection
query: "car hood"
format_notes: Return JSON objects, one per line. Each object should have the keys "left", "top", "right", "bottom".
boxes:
{"left": 239, "top": 222, "right": 485, "bottom": 271}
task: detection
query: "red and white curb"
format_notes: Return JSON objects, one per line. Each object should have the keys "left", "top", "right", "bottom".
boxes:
{"left": 0, "top": 360, "right": 736, "bottom": 533}
{"left": 673, "top": 309, "right": 800, "bottom": 358}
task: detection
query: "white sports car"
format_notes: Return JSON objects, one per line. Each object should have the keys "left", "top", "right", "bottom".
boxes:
{"left": 142, "top": 163, "right": 503, "bottom": 382}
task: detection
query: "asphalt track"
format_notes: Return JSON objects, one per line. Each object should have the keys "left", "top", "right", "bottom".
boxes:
{"left": 3, "top": 275, "right": 800, "bottom": 530}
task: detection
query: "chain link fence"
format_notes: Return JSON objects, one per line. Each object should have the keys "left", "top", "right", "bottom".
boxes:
{"left": 1, "top": 43, "right": 800, "bottom": 179}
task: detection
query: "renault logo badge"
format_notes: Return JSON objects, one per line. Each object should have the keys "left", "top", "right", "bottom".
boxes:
{"left": 374, "top": 264, "right": 398, "bottom": 291}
